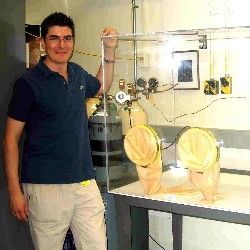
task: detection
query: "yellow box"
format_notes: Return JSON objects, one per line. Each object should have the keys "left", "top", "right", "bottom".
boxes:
{"left": 204, "top": 79, "right": 219, "bottom": 95}
{"left": 220, "top": 76, "right": 232, "bottom": 94}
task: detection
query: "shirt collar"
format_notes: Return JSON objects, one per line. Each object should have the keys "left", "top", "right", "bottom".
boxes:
{"left": 37, "top": 56, "right": 54, "bottom": 77}
{"left": 37, "top": 56, "right": 73, "bottom": 79}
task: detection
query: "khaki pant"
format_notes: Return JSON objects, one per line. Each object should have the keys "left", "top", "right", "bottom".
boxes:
{"left": 22, "top": 180, "right": 106, "bottom": 250}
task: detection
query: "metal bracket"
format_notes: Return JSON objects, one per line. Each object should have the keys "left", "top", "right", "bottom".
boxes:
{"left": 199, "top": 35, "right": 207, "bottom": 49}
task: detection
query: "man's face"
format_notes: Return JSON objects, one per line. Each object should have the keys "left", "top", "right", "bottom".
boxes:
{"left": 42, "top": 26, "right": 74, "bottom": 65}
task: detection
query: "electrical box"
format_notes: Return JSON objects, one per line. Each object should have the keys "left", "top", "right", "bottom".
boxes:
{"left": 220, "top": 76, "right": 232, "bottom": 94}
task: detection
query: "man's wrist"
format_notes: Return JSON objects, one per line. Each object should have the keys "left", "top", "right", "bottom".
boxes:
{"left": 104, "top": 58, "right": 115, "bottom": 64}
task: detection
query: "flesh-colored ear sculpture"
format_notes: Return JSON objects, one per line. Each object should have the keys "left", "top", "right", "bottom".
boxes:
{"left": 178, "top": 127, "right": 220, "bottom": 203}
{"left": 124, "top": 125, "right": 163, "bottom": 195}
{"left": 124, "top": 125, "right": 197, "bottom": 196}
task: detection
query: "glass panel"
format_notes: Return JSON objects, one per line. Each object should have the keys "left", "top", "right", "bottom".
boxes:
{"left": 101, "top": 27, "right": 250, "bottom": 214}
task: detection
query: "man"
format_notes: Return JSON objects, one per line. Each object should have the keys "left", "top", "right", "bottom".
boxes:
{"left": 3, "top": 12, "right": 118, "bottom": 250}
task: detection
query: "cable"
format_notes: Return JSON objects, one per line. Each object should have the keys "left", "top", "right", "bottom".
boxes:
{"left": 149, "top": 235, "right": 166, "bottom": 250}
{"left": 174, "top": 96, "right": 246, "bottom": 121}
{"left": 128, "top": 109, "right": 132, "bottom": 128}
{"left": 155, "top": 83, "right": 179, "bottom": 93}
{"left": 25, "top": 32, "right": 133, "bottom": 61}
{"left": 74, "top": 50, "right": 101, "bottom": 58}
{"left": 151, "top": 96, "right": 246, "bottom": 150}
{"left": 25, "top": 31, "right": 40, "bottom": 38}
{"left": 74, "top": 49, "right": 133, "bottom": 61}
{"left": 161, "top": 126, "right": 191, "bottom": 150}
{"left": 149, "top": 96, "right": 246, "bottom": 123}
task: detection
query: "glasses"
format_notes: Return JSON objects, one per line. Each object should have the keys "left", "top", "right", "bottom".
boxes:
{"left": 46, "top": 35, "right": 74, "bottom": 43}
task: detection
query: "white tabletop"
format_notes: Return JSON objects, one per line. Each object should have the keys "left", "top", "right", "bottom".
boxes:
{"left": 110, "top": 170, "right": 250, "bottom": 215}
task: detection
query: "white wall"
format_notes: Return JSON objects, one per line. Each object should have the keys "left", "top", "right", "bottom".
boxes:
{"left": 182, "top": 216, "right": 250, "bottom": 250}
{"left": 67, "top": 0, "right": 135, "bottom": 74}
{"left": 149, "top": 211, "right": 250, "bottom": 250}
{"left": 139, "top": 0, "right": 250, "bottom": 130}
{"left": 66, "top": 0, "right": 250, "bottom": 130}
{"left": 149, "top": 210, "right": 173, "bottom": 250}
{"left": 26, "top": 0, "right": 68, "bottom": 24}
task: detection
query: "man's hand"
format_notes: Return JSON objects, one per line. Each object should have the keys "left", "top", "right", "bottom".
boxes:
{"left": 102, "top": 27, "right": 118, "bottom": 49}
{"left": 96, "top": 27, "right": 118, "bottom": 95}
{"left": 10, "top": 191, "right": 29, "bottom": 222}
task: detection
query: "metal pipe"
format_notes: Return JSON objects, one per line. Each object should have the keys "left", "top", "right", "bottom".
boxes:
{"left": 132, "top": 0, "right": 137, "bottom": 34}
{"left": 132, "top": 0, "right": 138, "bottom": 89}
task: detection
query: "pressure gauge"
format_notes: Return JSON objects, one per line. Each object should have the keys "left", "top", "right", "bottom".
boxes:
{"left": 136, "top": 77, "right": 146, "bottom": 88}
{"left": 148, "top": 77, "right": 158, "bottom": 92}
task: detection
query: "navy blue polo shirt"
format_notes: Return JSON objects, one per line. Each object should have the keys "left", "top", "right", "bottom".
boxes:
{"left": 8, "top": 61, "right": 101, "bottom": 184}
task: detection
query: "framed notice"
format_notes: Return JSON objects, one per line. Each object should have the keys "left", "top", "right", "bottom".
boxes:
{"left": 172, "top": 50, "right": 200, "bottom": 90}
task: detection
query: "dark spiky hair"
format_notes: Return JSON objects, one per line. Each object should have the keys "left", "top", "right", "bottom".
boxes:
{"left": 41, "top": 12, "right": 75, "bottom": 39}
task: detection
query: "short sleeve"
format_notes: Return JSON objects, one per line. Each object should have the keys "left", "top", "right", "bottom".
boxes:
{"left": 85, "top": 72, "right": 101, "bottom": 98}
{"left": 8, "top": 78, "right": 35, "bottom": 122}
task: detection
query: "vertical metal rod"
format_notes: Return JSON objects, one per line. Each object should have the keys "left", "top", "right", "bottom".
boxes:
{"left": 132, "top": 0, "right": 138, "bottom": 88}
